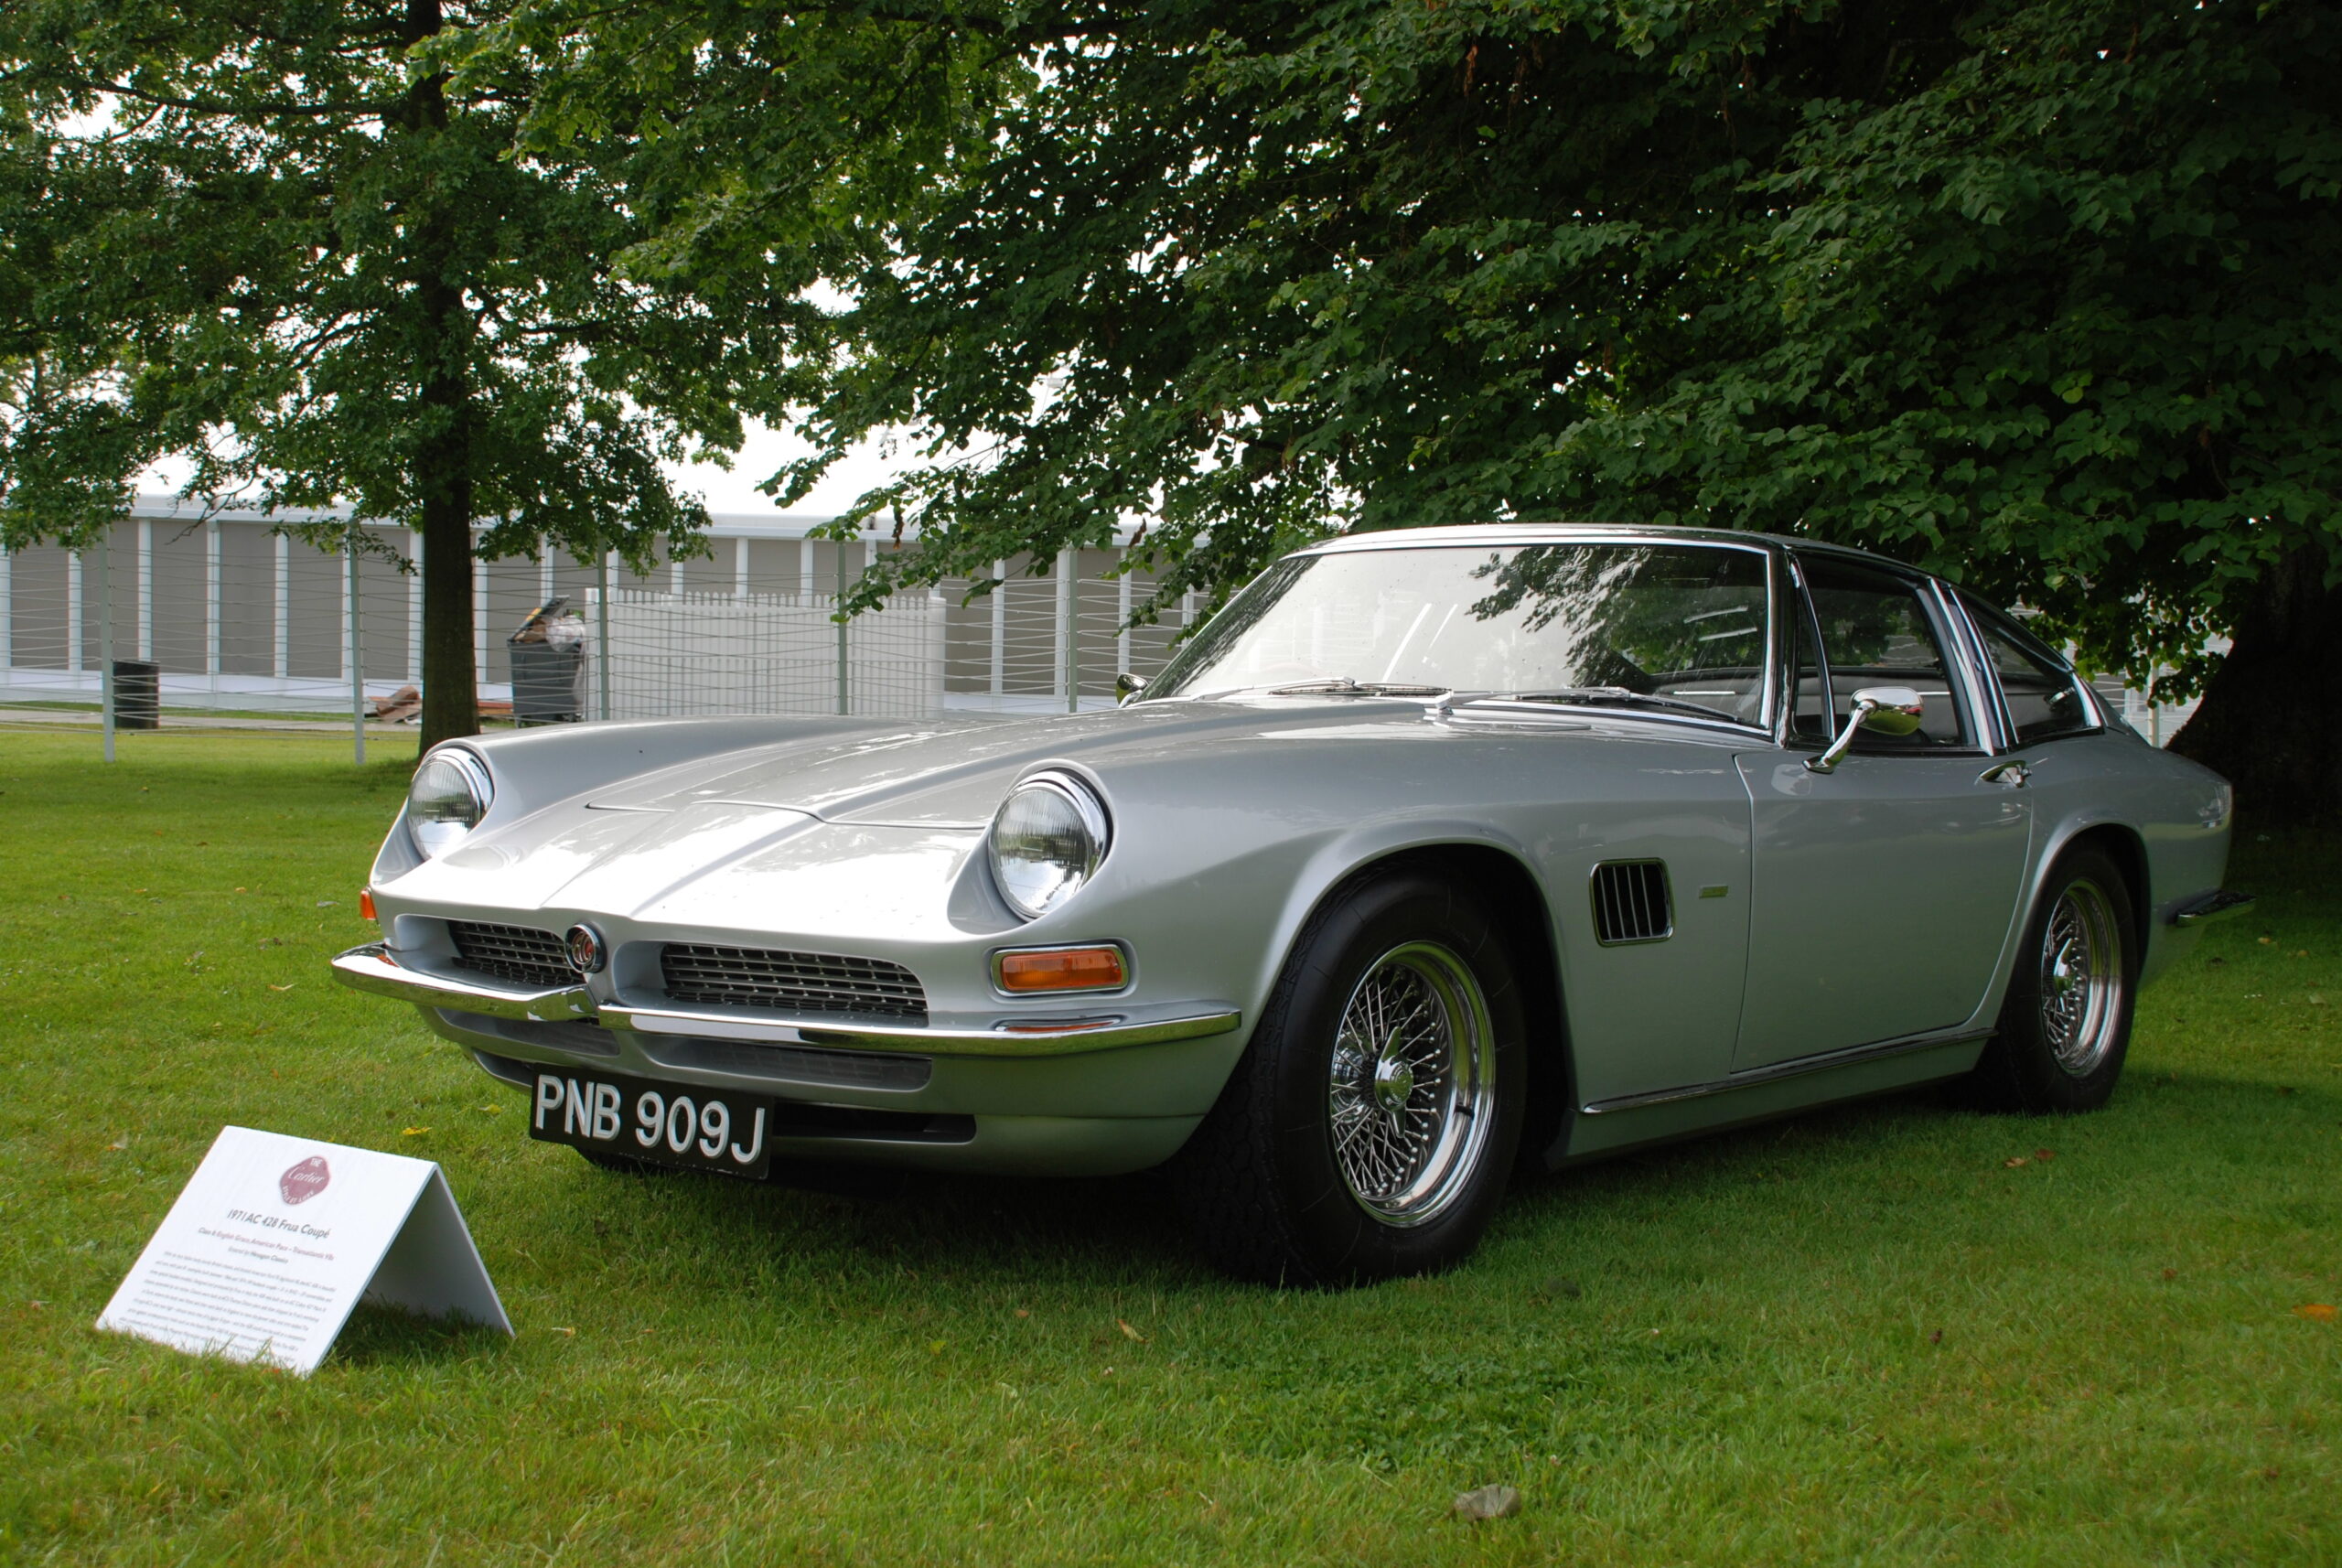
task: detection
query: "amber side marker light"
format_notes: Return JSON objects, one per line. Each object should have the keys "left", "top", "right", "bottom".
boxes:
{"left": 359, "top": 888, "right": 378, "bottom": 922}
{"left": 994, "top": 945, "right": 1127, "bottom": 993}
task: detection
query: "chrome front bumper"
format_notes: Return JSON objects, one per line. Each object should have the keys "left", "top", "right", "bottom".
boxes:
{"left": 329, "top": 942, "right": 1241, "bottom": 1058}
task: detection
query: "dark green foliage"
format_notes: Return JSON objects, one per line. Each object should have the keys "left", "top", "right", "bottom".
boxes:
{"left": 0, "top": 0, "right": 964, "bottom": 745}
{"left": 652, "top": 0, "right": 2335, "bottom": 809}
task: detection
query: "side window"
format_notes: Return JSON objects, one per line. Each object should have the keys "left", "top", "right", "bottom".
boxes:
{"left": 1961, "top": 595, "right": 2096, "bottom": 744}
{"left": 1797, "top": 554, "right": 1969, "bottom": 749}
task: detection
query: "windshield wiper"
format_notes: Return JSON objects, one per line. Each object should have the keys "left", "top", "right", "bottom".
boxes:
{"left": 1489, "top": 686, "right": 1739, "bottom": 721}
{"left": 1264, "top": 678, "right": 1452, "bottom": 698}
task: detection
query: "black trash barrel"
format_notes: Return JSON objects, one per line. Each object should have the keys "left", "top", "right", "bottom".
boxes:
{"left": 508, "top": 639, "right": 585, "bottom": 725}
{"left": 112, "top": 660, "right": 161, "bottom": 730}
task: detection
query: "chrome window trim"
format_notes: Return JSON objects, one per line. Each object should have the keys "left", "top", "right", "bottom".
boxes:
{"left": 1434, "top": 700, "right": 1769, "bottom": 741}
{"left": 1928, "top": 578, "right": 2016, "bottom": 757}
{"left": 1954, "top": 589, "right": 2108, "bottom": 747}
{"left": 1775, "top": 549, "right": 1826, "bottom": 750}
{"left": 1785, "top": 547, "right": 1991, "bottom": 759}
{"left": 1176, "top": 534, "right": 1778, "bottom": 733}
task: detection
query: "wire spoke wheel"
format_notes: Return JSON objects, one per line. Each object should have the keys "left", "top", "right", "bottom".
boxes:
{"left": 1325, "top": 940, "right": 1495, "bottom": 1226}
{"left": 2038, "top": 876, "right": 2125, "bottom": 1078}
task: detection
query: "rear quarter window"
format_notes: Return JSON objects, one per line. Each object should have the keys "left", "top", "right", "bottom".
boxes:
{"left": 1961, "top": 596, "right": 2098, "bottom": 744}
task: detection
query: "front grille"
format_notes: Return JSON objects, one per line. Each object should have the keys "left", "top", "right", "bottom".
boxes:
{"left": 661, "top": 943, "right": 927, "bottom": 1021}
{"left": 447, "top": 920, "right": 575, "bottom": 988}
{"left": 1590, "top": 860, "right": 1672, "bottom": 945}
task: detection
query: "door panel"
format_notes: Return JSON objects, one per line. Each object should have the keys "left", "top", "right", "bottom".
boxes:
{"left": 1520, "top": 738, "right": 1755, "bottom": 1111}
{"left": 1733, "top": 749, "right": 2029, "bottom": 1069}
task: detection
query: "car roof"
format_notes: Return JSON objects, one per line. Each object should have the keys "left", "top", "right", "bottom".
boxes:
{"left": 1292, "top": 522, "right": 1921, "bottom": 575}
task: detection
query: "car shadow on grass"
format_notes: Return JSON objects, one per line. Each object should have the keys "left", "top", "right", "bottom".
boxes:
{"left": 500, "top": 1066, "right": 2337, "bottom": 1303}
{"left": 560, "top": 1149, "right": 1211, "bottom": 1288}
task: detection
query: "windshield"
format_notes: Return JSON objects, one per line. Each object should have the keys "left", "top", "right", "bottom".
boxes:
{"left": 1148, "top": 542, "right": 1771, "bottom": 725}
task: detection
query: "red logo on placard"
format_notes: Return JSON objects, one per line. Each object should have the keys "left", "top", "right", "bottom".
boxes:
{"left": 279, "top": 1155, "right": 331, "bottom": 1206}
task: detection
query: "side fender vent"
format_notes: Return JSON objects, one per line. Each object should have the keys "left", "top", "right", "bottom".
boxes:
{"left": 1590, "top": 860, "right": 1672, "bottom": 945}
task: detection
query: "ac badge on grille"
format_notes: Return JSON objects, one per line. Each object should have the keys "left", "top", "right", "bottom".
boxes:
{"left": 279, "top": 1155, "right": 331, "bottom": 1206}
{"left": 565, "top": 924, "right": 607, "bottom": 974}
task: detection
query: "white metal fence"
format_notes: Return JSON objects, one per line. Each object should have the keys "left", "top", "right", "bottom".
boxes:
{"left": 0, "top": 499, "right": 1208, "bottom": 756}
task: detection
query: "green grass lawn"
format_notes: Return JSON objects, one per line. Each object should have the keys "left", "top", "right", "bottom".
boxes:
{"left": 1, "top": 730, "right": 2336, "bottom": 1566}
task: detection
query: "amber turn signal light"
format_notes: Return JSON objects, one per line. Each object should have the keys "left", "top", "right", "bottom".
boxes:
{"left": 359, "top": 888, "right": 377, "bottom": 922}
{"left": 994, "top": 945, "right": 1126, "bottom": 993}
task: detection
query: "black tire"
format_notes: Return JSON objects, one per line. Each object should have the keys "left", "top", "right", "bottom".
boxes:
{"left": 1169, "top": 867, "right": 1528, "bottom": 1285}
{"left": 1969, "top": 843, "right": 2139, "bottom": 1114}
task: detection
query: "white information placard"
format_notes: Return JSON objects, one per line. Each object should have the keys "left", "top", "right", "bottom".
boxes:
{"left": 97, "top": 1126, "right": 512, "bottom": 1375}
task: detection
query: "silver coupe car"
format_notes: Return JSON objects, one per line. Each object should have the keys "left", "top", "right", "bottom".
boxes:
{"left": 334, "top": 525, "right": 2248, "bottom": 1283}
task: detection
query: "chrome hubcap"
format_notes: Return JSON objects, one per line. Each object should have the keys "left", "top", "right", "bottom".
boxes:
{"left": 1327, "top": 941, "right": 1495, "bottom": 1226}
{"left": 2041, "top": 877, "right": 2123, "bottom": 1077}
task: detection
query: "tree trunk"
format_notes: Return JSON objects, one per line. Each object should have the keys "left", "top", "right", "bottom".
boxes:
{"left": 415, "top": 405, "right": 476, "bottom": 751}
{"left": 404, "top": 0, "right": 478, "bottom": 753}
{"left": 2167, "top": 549, "right": 2342, "bottom": 826}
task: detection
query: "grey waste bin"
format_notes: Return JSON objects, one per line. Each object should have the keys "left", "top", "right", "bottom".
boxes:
{"left": 112, "top": 660, "right": 161, "bottom": 730}
{"left": 508, "top": 639, "right": 585, "bottom": 725}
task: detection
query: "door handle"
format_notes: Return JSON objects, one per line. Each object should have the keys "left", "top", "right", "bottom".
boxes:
{"left": 1978, "top": 759, "right": 2031, "bottom": 788}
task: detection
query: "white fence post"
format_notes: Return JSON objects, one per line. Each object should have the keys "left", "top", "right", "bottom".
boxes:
{"left": 471, "top": 546, "right": 487, "bottom": 703}
{"left": 273, "top": 532, "right": 291, "bottom": 678}
{"left": 597, "top": 552, "right": 614, "bottom": 721}
{"left": 989, "top": 559, "right": 1007, "bottom": 697}
{"left": 97, "top": 531, "right": 115, "bottom": 762}
{"left": 204, "top": 520, "right": 221, "bottom": 684}
{"left": 0, "top": 542, "right": 11, "bottom": 672}
{"left": 349, "top": 529, "right": 365, "bottom": 766}
{"left": 135, "top": 520, "right": 153, "bottom": 660}
{"left": 1116, "top": 556, "right": 1133, "bottom": 679}
{"left": 834, "top": 537, "right": 850, "bottom": 715}
{"left": 408, "top": 527, "right": 424, "bottom": 685}
{"left": 1056, "top": 547, "right": 1077, "bottom": 713}
{"left": 66, "top": 548, "right": 82, "bottom": 676}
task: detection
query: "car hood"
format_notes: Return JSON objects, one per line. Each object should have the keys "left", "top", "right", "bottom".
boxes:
{"left": 385, "top": 697, "right": 1747, "bottom": 928}
{"left": 579, "top": 699, "right": 1456, "bottom": 827}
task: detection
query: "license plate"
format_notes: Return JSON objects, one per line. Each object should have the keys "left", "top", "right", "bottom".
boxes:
{"left": 529, "top": 1069, "right": 773, "bottom": 1179}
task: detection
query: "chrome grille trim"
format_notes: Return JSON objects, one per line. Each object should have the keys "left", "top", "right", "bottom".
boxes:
{"left": 1590, "top": 860, "right": 1672, "bottom": 945}
{"left": 660, "top": 943, "right": 928, "bottom": 1021}
{"left": 446, "top": 920, "right": 575, "bottom": 988}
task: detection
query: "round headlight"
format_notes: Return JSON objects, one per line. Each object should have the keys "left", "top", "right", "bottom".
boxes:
{"left": 988, "top": 770, "right": 1110, "bottom": 919}
{"left": 407, "top": 748, "right": 493, "bottom": 860}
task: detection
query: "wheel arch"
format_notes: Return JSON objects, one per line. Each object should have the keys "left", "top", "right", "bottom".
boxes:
{"left": 2048, "top": 820, "right": 2152, "bottom": 953}
{"left": 1291, "top": 842, "right": 1574, "bottom": 1173}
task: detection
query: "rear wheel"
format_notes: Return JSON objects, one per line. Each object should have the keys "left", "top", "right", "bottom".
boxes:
{"left": 1170, "top": 868, "right": 1526, "bottom": 1284}
{"left": 1970, "top": 843, "right": 2138, "bottom": 1113}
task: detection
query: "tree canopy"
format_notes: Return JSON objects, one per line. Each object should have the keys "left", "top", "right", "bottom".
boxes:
{"left": 0, "top": 0, "right": 973, "bottom": 746}
{"left": 617, "top": 0, "right": 2335, "bottom": 812}
{"left": 8, "top": 0, "right": 2336, "bottom": 810}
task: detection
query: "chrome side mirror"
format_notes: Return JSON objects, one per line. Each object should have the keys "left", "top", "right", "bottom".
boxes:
{"left": 1805, "top": 685, "right": 1924, "bottom": 774}
{"left": 1114, "top": 671, "right": 1147, "bottom": 703}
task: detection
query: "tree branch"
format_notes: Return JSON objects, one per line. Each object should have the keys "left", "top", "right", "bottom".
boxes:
{"left": 47, "top": 70, "right": 402, "bottom": 121}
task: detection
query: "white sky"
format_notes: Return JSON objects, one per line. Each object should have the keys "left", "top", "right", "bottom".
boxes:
{"left": 138, "top": 414, "right": 911, "bottom": 521}
{"left": 663, "top": 417, "right": 908, "bottom": 520}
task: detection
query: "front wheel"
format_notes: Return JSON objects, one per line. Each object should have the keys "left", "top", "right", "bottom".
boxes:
{"left": 1969, "top": 843, "right": 2139, "bottom": 1113}
{"left": 1170, "top": 868, "right": 1527, "bottom": 1284}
